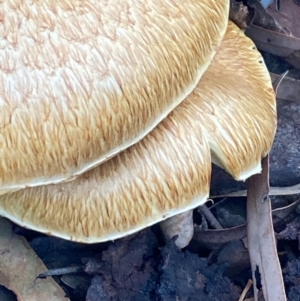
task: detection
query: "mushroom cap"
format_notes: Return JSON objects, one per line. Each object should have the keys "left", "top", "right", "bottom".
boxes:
{"left": 0, "top": 98, "right": 212, "bottom": 242}
{"left": 0, "top": 0, "right": 229, "bottom": 194}
{"left": 0, "top": 21, "right": 276, "bottom": 243}
{"left": 193, "top": 21, "right": 277, "bottom": 180}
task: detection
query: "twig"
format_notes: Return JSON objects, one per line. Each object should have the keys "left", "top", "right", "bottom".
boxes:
{"left": 210, "top": 182, "right": 300, "bottom": 198}
{"left": 36, "top": 266, "right": 83, "bottom": 279}
{"left": 272, "top": 70, "right": 289, "bottom": 94}
{"left": 239, "top": 279, "right": 253, "bottom": 301}
{"left": 198, "top": 204, "right": 223, "bottom": 229}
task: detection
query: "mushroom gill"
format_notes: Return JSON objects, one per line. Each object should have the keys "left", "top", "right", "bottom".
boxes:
{"left": 0, "top": 92, "right": 212, "bottom": 243}
{"left": 160, "top": 21, "right": 277, "bottom": 247}
{"left": 0, "top": 0, "right": 229, "bottom": 194}
{"left": 191, "top": 21, "right": 277, "bottom": 180}
{"left": 0, "top": 21, "right": 276, "bottom": 245}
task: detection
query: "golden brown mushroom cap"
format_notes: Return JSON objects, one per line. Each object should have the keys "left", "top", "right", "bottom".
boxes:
{"left": 193, "top": 21, "right": 277, "bottom": 180}
{"left": 0, "top": 0, "right": 229, "bottom": 194}
{"left": 0, "top": 21, "right": 276, "bottom": 243}
{"left": 159, "top": 22, "right": 277, "bottom": 248}
{"left": 0, "top": 101, "right": 212, "bottom": 242}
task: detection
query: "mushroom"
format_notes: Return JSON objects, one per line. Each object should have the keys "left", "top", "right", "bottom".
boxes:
{"left": 190, "top": 22, "right": 277, "bottom": 181}
{"left": 0, "top": 0, "right": 229, "bottom": 194}
{"left": 160, "top": 21, "right": 277, "bottom": 247}
{"left": 0, "top": 21, "right": 276, "bottom": 247}
{"left": 0, "top": 90, "right": 212, "bottom": 243}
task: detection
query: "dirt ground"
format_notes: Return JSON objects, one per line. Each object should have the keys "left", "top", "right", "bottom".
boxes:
{"left": 4, "top": 190, "right": 300, "bottom": 301}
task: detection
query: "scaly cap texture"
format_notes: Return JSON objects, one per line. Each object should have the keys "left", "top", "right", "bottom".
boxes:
{"left": 0, "top": 0, "right": 229, "bottom": 193}
{"left": 0, "top": 97, "right": 212, "bottom": 242}
{"left": 0, "top": 21, "right": 276, "bottom": 243}
{"left": 192, "top": 21, "right": 277, "bottom": 180}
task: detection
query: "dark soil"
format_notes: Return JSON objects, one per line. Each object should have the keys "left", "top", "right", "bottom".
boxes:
{"left": 6, "top": 201, "right": 300, "bottom": 301}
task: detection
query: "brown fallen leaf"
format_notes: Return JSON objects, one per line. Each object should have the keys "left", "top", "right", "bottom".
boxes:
{"left": 272, "top": 199, "right": 300, "bottom": 220}
{"left": 246, "top": 0, "right": 300, "bottom": 70}
{"left": 246, "top": 25, "right": 300, "bottom": 58}
{"left": 247, "top": 156, "right": 287, "bottom": 301}
{"left": 246, "top": 0, "right": 288, "bottom": 33}
{"left": 191, "top": 199, "right": 299, "bottom": 250}
{"left": 192, "top": 224, "right": 247, "bottom": 250}
{"left": 268, "top": 0, "right": 300, "bottom": 37}
{"left": 0, "top": 217, "right": 69, "bottom": 301}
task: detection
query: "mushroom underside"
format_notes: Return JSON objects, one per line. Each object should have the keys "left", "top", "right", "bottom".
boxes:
{"left": 0, "top": 0, "right": 229, "bottom": 194}
{"left": 0, "top": 21, "right": 276, "bottom": 246}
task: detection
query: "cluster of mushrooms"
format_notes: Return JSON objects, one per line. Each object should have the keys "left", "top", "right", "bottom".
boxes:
{"left": 0, "top": 0, "right": 276, "bottom": 249}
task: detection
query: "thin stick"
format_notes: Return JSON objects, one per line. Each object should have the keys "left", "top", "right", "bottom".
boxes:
{"left": 198, "top": 204, "right": 223, "bottom": 229}
{"left": 239, "top": 279, "right": 253, "bottom": 301}
{"left": 36, "top": 266, "right": 83, "bottom": 279}
{"left": 210, "top": 182, "right": 300, "bottom": 198}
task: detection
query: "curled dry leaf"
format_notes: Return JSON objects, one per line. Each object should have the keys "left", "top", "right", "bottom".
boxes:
{"left": 246, "top": 0, "right": 300, "bottom": 69}
{"left": 0, "top": 218, "right": 69, "bottom": 301}
{"left": 246, "top": 0, "right": 288, "bottom": 33}
{"left": 268, "top": 0, "right": 300, "bottom": 37}
{"left": 192, "top": 225, "right": 247, "bottom": 250}
{"left": 246, "top": 25, "right": 300, "bottom": 62}
{"left": 191, "top": 199, "right": 299, "bottom": 250}
{"left": 272, "top": 199, "right": 300, "bottom": 220}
